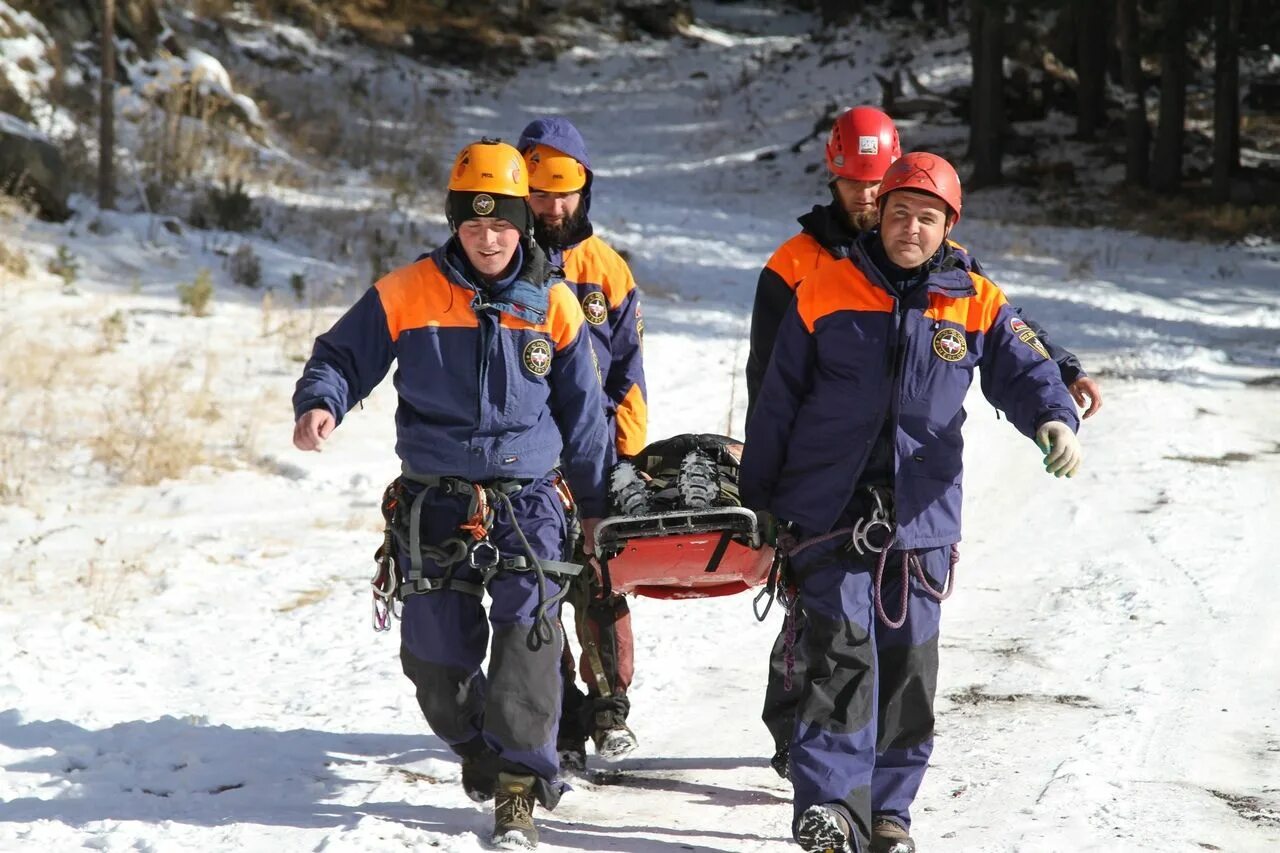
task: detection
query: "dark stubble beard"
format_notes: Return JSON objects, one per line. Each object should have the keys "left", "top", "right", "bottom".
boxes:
{"left": 534, "top": 205, "right": 587, "bottom": 250}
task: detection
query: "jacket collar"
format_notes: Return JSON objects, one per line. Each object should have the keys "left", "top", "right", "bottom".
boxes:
{"left": 851, "top": 230, "right": 977, "bottom": 300}
{"left": 798, "top": 202, "right": 859, "bottom": 258}
{"left": 433, "top": 238, "right": 557, "bottom": 324}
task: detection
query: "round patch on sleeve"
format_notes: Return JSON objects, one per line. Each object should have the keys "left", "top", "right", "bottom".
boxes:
{"left": 523, "top": 338, "right": 553, "bottom": 376}
{"left": 932, "top": 327, "right": 968, "bottom": 362}
{"left": 582, "top": 291, "right": 608, "bottom": 326}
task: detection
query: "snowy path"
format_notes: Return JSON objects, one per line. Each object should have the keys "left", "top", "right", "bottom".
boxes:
{"left": 2, "top": 3, "right": 1279, "bottom": 852}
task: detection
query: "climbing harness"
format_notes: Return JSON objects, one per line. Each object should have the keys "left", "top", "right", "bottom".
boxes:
{"left": 369, "top": 468, "right": 584, "bottom": 648}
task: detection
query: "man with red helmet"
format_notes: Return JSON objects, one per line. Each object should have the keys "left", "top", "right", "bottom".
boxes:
{"left": 746, "top": 106, "right": 1102, "bottom": 421}
{"left": 750, "top": 105, "right": 1101, "bottom": 826}
{"left": 742, "top": 152, "right": 1083, "bottom": 853}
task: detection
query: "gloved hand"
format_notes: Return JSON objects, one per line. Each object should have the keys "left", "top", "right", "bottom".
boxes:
{"left": 756, "top": 509, "right": 779, "bottom": 547}
{"left": 1035, "top": 421, "right": 1083, "bottom": 478}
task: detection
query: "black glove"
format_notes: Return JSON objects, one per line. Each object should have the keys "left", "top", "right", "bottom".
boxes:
{"left": 756, "top": 509, "right": 778, "bottom": 547}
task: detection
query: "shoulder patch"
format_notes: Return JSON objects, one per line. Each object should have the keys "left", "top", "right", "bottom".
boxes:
{"left": 582, "top": 290, "right": 608, "bottom": 325}
{"left": 1010, "top": 317, "right": 1050, "bottom": 360}
{"left": 523, "top": 338, "right": 553, "bottom": 376}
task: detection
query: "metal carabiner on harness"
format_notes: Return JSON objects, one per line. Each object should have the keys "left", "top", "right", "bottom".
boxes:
{"left": 849, "top": 488, "right": 895, "bottom": 556}
{"left": 468, "top": 539, "right": 500, "bottom": 570}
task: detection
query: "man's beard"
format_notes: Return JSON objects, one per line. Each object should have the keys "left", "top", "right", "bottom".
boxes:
{"left": 534, "top": 206, "right": 587, "bottom": 249}
{"left": 846, "top": 207, "right": 879, "bottom": 233}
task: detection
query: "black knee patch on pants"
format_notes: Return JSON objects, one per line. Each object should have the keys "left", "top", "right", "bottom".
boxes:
{"left": 400, "top": 644, "right": 483, "bottom": 746}
{"left": 797, "top": 606, "right": 876, "bottom": 736}
{"left": 876, "top": 636, "right": 939, "bottom": 752}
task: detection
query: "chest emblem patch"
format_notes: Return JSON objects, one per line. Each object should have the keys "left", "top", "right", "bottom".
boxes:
{"left": 523, "top": 339, "right": 552, "bottom": 376}
{"left": 932, "top": 327, "right": 967, "bottom": 362}
{"left": 582, "top": 291, "right": 608, "bottom": 326}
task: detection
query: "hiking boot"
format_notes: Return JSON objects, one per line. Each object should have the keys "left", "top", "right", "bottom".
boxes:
{"left": 795, "top": 804, "right": 852, "bottom": 853}
{"left": 592, "top": 724, "right": 638, "bottom": 762}
{"left": 492, "top": 772, "right": 538, "bottom": 850}
{"left": 871, "top": 817, "right": 915, "bottom": 853}
{"left": 770, "top": 743, "right": 790, "bottom": 780}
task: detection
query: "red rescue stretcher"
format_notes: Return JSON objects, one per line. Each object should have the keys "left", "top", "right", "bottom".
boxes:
{"left": 592, "top": 506, "right": 776, "bottom": 600}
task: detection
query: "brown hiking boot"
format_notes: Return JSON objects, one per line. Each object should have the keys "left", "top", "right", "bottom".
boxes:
{"left": 871, "top": 817, "right": 916, "bottom": 853}
{"left": 492, "top": 771, "right": 538, "bottom": 850}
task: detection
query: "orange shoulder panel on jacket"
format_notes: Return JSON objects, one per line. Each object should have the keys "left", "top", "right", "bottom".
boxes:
{"left": 924, "top": 272, "right": 1009, "bottom": 333}
{"left": 564, "top": 236, "right": 637, "bottom": 309}
{"left": 795, "top": 260, "right": 895, "bottom": 333}
{"left": 375, "top": 259, "right": 479, "bottom": 339}
{"left": 765, "top": 232, "right": 827, "bottom": 291}
{"left": 546, "top": 281, "right": 587, "bottom": 350}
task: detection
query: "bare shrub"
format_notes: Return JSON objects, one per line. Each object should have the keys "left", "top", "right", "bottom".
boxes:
{"left": 229, "top": 242, "right": 262, "bottom": 287}
{"left": 178, "top": 269, "right": 215, "bottom": 316}
{"left": 98, "top": 309, "right": 128, "bottom": 353}
{"left": 191, "top": 178, "right": 262, "bottom": 232}
{"left": 47, "top": 245, "right": 79, "bottom": 291}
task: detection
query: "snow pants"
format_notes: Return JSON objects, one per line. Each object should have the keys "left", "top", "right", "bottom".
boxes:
{"left": 397, "top": 475, "right": 568, "bottom": 808}
{"left": 784, "top": 537, "right": 951, "bottom": 848}
{"left": 559, "top": 591, "right": 634, "bottom": 747}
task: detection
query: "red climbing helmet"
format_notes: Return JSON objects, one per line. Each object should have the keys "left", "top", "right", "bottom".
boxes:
{"left": 825, "top": 106, "right": 902, "bottom": 182}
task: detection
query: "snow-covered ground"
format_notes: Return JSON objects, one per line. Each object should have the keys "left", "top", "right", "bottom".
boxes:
{"left": 2, "top": 3, "right": 1278, "bottom": 851}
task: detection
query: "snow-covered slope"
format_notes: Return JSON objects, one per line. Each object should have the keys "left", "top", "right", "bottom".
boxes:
{"left": 1, "top": 3, "right": 1277, "bottom": 852}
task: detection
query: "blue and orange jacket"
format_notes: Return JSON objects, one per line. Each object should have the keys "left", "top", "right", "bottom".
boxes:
{"left": 293, "top": 239, "right": 609, "bottom": 516}
{"left": 519, "top": 117, "right": 647, "bottom": 461}
{"left": 745, "top": 202, "right": 1085, "bottom": 421}
{"left": 740, "top": 232, "right": 1080, "bottom": 548}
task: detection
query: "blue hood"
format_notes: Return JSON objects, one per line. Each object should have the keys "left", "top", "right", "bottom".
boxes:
{"left": 518, "top": 116, "right": 594, "bottom": 221}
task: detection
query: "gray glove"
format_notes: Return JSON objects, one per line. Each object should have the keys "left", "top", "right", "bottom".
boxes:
{"left": 1035, "top": 421, "right": 1082, "bottom": 478}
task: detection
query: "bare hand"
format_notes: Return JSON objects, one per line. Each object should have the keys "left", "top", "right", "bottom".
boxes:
{"left": 1069, "top": 377, "right": 1103, "bottom": 419}
{"left": 580, "top": 517, "right": 602, "bottom": 555}
{"left": 293, "top": 408, "right": 335, "bottom": 452}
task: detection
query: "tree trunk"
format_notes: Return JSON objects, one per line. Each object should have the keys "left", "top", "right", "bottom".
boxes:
{"left": 98, "top": 0, "right": 115, "bottom": 210}
{"left": 969, "top": 0, "right": 1006, "bottom": 187}
{"left": 1151, "top": 0, "right": 1187, "bottom": 193}
{"left": 935, "top": 0, "right": 949, "bottom": 27}
{"left": 1074, "top": 0, "right": 1109, "bottom": 139}
{"left": 1116, "top": 0, "right": 1148, "bottom": 185}
{"left": 820, "top": 0, "right": 855, "bottom": 26}
{"left": 1212, "top": 0, "right": 1241, "bottom": 202}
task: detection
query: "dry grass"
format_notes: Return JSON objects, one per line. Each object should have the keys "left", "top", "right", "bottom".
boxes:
{"left": 275, "top": 587, "right": 332, "bottom": 612}
{"left": 88, "top": 363, "right": 209, "bottom": 486}
{"left": 1117, "top": 188, "right": 1280, "bottom": 243}
{"left": 0, "top": 240, "right": 29, "bottom": 280}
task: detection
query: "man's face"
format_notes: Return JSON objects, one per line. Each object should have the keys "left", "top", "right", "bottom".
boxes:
{"left": 457, "top": 218, "right": 521, "bottom": 279}
{"left": 879, "top": 190, "right": 951, "bottom": 268}
{"left": 529, "top": 190, "right": 583, "bottom": 245}
{"left": 832, "top": 177, "right": 882, "bottom": 231}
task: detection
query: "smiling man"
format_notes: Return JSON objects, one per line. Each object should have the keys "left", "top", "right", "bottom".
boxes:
{"left": 292, "top": 138, "right": 607, "bottom": 851}
{"left": 749, "top": 109, "right": 1103, "bottom": 838}
{"left": 741, "top": 152, "right": 1084, "bottom": 853}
